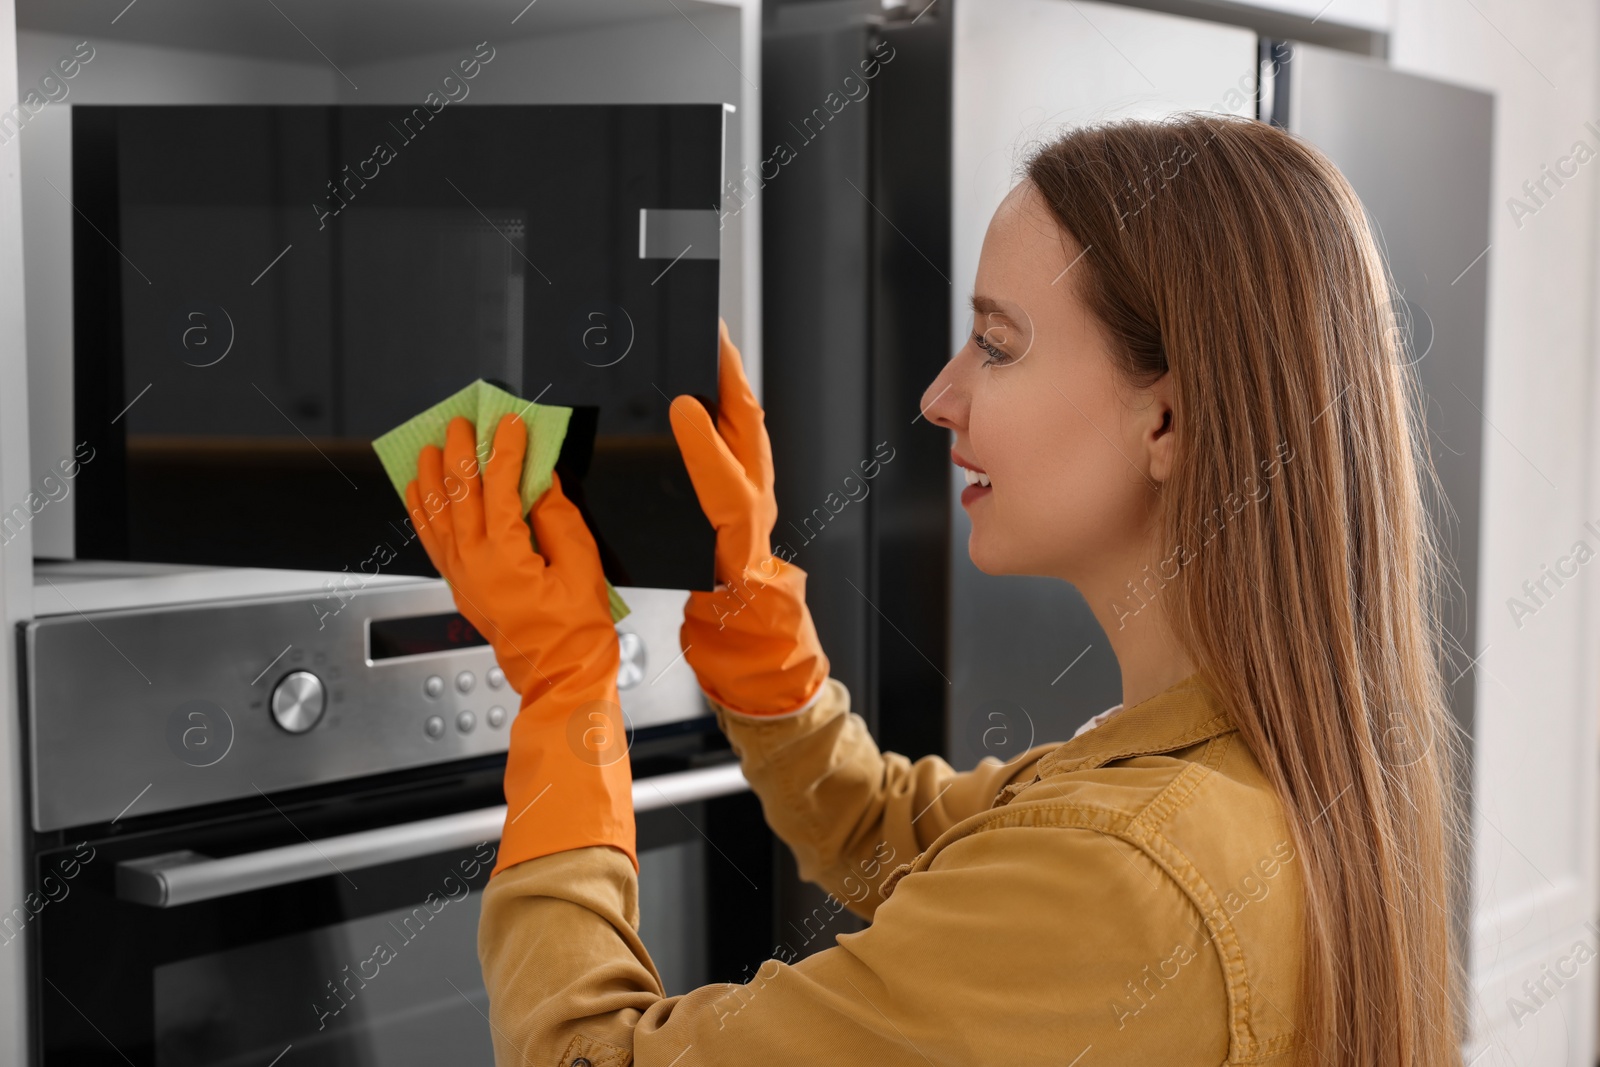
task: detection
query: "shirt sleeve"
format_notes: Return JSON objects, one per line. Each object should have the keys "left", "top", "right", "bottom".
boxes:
{"left": 705, "top": 675, "right": 1059, "bottom": 918}
{"left": 477, "top": 824, "right": 1233, "bottom": 1067}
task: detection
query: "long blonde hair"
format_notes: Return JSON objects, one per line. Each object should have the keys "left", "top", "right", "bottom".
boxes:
{"left": 1025, "top": 114, "right": 1467, "bottom": 1066}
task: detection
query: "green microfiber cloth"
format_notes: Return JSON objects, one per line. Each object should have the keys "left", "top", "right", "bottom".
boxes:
{"left": 371, "top": 379, "right": 631, "bottom": 623}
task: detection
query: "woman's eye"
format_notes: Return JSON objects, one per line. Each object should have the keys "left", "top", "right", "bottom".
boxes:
{"left": 973, "top": 331, "right": 1012, "bottom": 367}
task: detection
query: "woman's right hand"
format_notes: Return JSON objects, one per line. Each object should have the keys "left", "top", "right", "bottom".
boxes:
{"left": 668, "top": 318, "right": 830, "bottom": 716}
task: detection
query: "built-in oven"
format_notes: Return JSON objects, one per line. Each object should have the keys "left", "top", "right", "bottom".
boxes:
{"left": 20, "top": 562, "right": 776, "bottom": 1066}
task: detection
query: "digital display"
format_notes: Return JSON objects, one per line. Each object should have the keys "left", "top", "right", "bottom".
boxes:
{"left": 368, "top": 613, "right": 489, "bottom": 661}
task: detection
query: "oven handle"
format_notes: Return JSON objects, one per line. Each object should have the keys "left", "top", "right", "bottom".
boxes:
{"left": 115, "top": 761, "right": 751, "bottom": 908}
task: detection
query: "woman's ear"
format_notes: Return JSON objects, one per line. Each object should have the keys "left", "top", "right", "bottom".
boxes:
{"left": 1144, "top": 371, "right": 1177, "bottom": 483}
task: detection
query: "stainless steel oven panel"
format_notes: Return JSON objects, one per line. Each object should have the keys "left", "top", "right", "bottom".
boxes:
{"left": 27, "top": 580, "right": 706, "bottom": 832}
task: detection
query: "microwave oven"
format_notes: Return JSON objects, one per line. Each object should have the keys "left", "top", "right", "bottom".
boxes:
{"left": 63, "top": 102, "right": 724, "bottom": 592}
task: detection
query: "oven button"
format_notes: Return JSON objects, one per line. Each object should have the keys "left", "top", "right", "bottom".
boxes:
{"left": 487, "top": 705, "right": 506, "bottom": 728}
{"left": 424, "top": 675, "right": 444, "bottom": 698}
{"left": 425, "top": 715, "right": 445, "bottom": 739}
{"left": 456, "top": 671, "right": 476, "bottom": 694}
{"left": 487, "top": 666, "right": 505, "bottom": 689}
{"left": 456, "top": 710, "right": 476, "bottom": 734}
{"left": 270, "top": 670, "right": 326, "bottom": 734}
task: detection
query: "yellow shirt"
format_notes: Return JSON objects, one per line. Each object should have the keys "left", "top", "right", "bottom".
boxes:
{"left": 478, "top": 671, "right": 1304, "bottom": 1065}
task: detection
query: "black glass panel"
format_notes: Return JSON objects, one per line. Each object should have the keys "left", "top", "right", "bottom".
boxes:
{"left": 32, "top": 755, "right": 763, "bottom": 1066}
{"left": 72, "top": 104, "right": 722, "bottom": 591}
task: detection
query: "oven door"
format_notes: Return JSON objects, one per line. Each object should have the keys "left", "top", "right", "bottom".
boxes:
{"left": 31, "top": 756, "right": 764, "bottom": 1066}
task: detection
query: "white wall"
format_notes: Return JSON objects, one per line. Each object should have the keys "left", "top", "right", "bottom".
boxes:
{"left": 1382, "top": 1, "right": 1600, "bottom": 1063}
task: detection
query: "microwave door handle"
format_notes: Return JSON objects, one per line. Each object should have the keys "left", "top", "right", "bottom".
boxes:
{"left": 115, "top": 762, "right": 750, "bottom": 908}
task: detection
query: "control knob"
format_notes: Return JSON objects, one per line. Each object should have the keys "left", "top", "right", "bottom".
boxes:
{"left": 270, "top": 670, "right": 327, "bottom": 733}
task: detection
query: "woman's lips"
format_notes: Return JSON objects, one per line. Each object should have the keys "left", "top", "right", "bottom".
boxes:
{"left": 960, "top": 483, "right": 992, "bottom": 507}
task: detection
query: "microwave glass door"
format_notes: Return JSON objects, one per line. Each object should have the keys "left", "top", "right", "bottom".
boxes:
{"left": 70, "top": 104, "right": 722, "bottom": 591}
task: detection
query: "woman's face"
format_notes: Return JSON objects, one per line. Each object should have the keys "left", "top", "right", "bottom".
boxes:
{"left": 920, "top": 180, "right": 1174, "bottom": 591}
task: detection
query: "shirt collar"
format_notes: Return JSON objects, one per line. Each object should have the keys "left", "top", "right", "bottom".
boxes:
{"left": 1036, "top": 672, "right": 1234, "bottom": 776}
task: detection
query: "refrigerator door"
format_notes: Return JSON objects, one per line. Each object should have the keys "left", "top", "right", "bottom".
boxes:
{"left": 1286, "top": 45, "right": 1492, "bottom": 755}
{"left": 947, "top": 0, "right": 1258, "bottom": 768}
{"left": 1283, "top": 41, "right": 1501, "bottom": 1056}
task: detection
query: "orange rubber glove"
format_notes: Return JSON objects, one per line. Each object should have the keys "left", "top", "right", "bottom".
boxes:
{"left": 667, "top": 318, "right": 830, "bottom": 717}
{"left": 405, "top": 413, "right": 635, "bottom": 876}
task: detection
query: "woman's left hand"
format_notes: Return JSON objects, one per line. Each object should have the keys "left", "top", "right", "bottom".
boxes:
{"left": 405, "top": 413, "right": 636, "bottom": 876}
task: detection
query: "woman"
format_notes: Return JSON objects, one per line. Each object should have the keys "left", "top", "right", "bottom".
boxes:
{"left": 406, "top": 112, "right": 1466, "bottom": 1067}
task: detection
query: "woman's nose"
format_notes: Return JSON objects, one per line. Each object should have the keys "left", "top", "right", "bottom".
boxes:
{"left": 919, "top": 353, "right": 966, "bottom": 431}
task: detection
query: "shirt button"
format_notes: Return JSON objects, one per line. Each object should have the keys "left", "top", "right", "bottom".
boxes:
{"left": 572, "top": 1059, "right": 592, "bottom": 1067}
